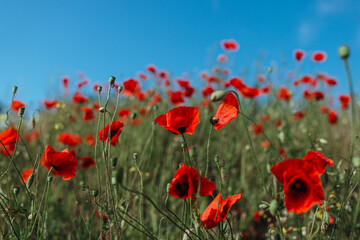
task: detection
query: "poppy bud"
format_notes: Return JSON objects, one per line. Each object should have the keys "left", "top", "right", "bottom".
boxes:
{"left": 153, "top": 104, "right": 158, "bottom": 110}
{"left": 31, "top": 117, "right": 36, "bottom": 129}
{"left": 321, "top": 210, "right": 330, "bottom": 234}
{"left": 133, "top": 153, "right": 138, "bottom": 161}
{"left": 111, "top": 156, "right": 118, "bottom": 168}
{"left": 92, "top": 189, "right": 99, "bottom": 197}
{"left": 111, "top": 177, "right": 116, "bottom": 185}
{"left": 109, "top": 76, "right": 116, "bottom": 85}
{"left": 266, "top": 67, "right": 273, "bottom": 73}
{"left": 210, "top": 90, "right": 228, "bottom": 102}
{"left": 338, "top": 45, "right": 350, "bottom": 60}
{"left": 19, "top": 107, "right": 25, "bottom": 116}
{"left": 12, "top": 86, "right": 18, "bottom": 94}
{"left": 269, "top": 200, "right": 278, "bottom": 216}
{"left": 13, "top": 187, "right": 20, "bottom": 196}
{"left": 118, "top": 86, "right": 123, "bottom": 93}
{"left": 131, "top": 112, "right": 137, "bottom": 120}
{"left": 99, "top": 107, "right": 105, "bottom": 113}
{"left": 259, "top": 203, "right": 269, "bottom": 209}
{"left": 189, "top": 145, "right": 197, "bottom": 158}
{"left": 214, "top": 155, "right": 220, "bottom": 164}
{"left": 210, "top": 117, "right": 219, "bottom": 125}
{"left": 79, "top": 180, "right": 84, "bottom": 187}
{"left": 114, "top": 168, "right": 123, "bottom": 184}
{"left": 166, "top": 183, "right": 170, "bottom": 193}
{"left": 26, "top": 174, "right": 34, "bottom": 188}
{"left": 181, "top": 142, "right": 186, "bottom": 150}
{"left": 97, "top": 86, "right": 102, "bottom": 92}
{"left": 47, "top": 176, "right": 53, "bottom": 183}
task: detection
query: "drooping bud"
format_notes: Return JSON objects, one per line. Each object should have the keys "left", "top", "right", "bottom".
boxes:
{"left": 111, "top": 156, "right": 118, "bottom": 168}
{"left": 99, "top": 107, "right": 105, "bottom": 113}
{"left": 269, "top": 199, "right": 278, "bottom": 216}
{"left": 13, "top": 187, "right": 20, "bottom": 196}
{"left": 47, "top": 176, "right": 53, "bottom": 183}
{"left": 210, "top": 90, "right": 228, "bottom": 102}
{"left": 131, "top": 112, "right": 137, "bottom": 120}
{"left": 109, "top": 76, "right": 116, "bottom": 85}
{"left": 338, "top": 45, "right": 350, "bottom": 60}
{"left": 19, "top": 107, "right": 25, "bottom": 116}
{"left": 133, "top": 153, "right": 138, "bottom": 161}
{"left": 189, "top": 145, "right": 197, "bottom": 158}
{"left": 12, "top": 86, "right": 18, "bottom": 94}
{"left": 26, "top": 174, "right": 34, "bottom": 188}
{"left": 92, "top": 189, "right": 99, "bottom": 197}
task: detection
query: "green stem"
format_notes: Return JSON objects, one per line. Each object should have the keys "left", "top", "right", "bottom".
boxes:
{"left": 205, "top": 126, "right": 213, "bottom": 178}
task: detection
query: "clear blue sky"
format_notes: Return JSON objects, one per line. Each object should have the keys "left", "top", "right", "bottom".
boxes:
{"left": 1, "top": 0, "right": 360, "bottom": 112}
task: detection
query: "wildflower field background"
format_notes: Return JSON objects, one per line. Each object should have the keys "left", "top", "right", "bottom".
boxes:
{"left": 1, "top": 1, "right": 360, "bottom": 240}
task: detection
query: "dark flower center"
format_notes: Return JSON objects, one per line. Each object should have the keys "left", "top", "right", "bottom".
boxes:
{"left": 289, "top": 178, "right": 307, "bottom": 193}
{"left": 110, "top": 129, "right": 118, "bottom": 138}
{"left": 175, "top": 182, "right": 189, "bottom": 197}
{"left": 178, "top": 127, "right": 186, "bottom": 134}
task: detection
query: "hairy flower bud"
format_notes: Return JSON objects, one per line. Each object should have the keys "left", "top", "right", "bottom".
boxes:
{"left": 12, "top": 86, "right": 18, "bottom": 94}
{"left": 27, "top": 174, "right": 34, "bottom": 188}
{"left": 338, "top": 45, "right": 350, "bottom": 60}
{"left": 13, "top": 187, "right": 20, "bottom": 196}
{"left": 109, "top": 76, "right": 116, "bottom": 85}
{"left": 210, "top": 90, "right": 228, "bottom": 102}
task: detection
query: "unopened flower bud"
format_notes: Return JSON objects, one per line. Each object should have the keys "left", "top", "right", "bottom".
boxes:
{"left": 133, "top": 153, "right": 138, "bottom": 161}
{"left": 214, "top": 155, "right": 220, "bottom": 164}
{"left": 12, "top": 86, "right": 18, "bottom": 94}
{"left": 131, "top": 112, "right": 137, "bottom": 120}
{"left": 166, "top": 183, "right": 171, "bottom": 193}
{"left": 210, "top": 90, "right": 228, "bottom": 102}
{"left": 79, "top": 180, "right": 84, "bottom": 187}
{"left": 99, "top": 107, "right": 105, "bottom": 113}
{"left": 181, "top": 142, "right": 186, "bottom": 150}
{"left": 31, "top": 117, "right": 36, "bottom": 129}
{"left": 111, "top": 156, "right": 118, "bottom": 168}
{"left": 210, "top": 117, "right": 219, "bottom": 125}
{"left": 92, "top": 189, "right": 99, "bottom": 197}
{"left": 13, "top": 187, "right": 20, "bottom": 196}
{"left": 19, "top": 107, "right": 25, "bottom": 116}
{"left": 338, "top": 45, "right": 350, "bottom": 60}
{"left": 47, "top": 176, "right": 53, "bottom": 183}
{"left": 97, "top": 86, "right": 102, "bottom": 92}
{"left": 259, "top": 203, "right": 269, "bottom": 209}
{"left": 109, "top": 76, "right": 116, "bottom": 85}
{"left": 118, "top": 86, "right": 123, "bottom": 93}
{"left": 269, "top": 199, "right": 278, "bottom": 216}
{"left": 114, "top": 168, "right": 123, "bottom": 184}
{"left": 111, "top": 177, "right": 116, "bottom": 185}
{"left": 27, "top": 174, "right": 34, "bottom": 188}
{"left": 189, "top": 145, "right": 197, "bottom": 158}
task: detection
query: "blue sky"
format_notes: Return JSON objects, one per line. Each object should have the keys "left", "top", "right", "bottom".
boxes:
{"left": 1, "top": 0, "right": 360, "bottom": 112}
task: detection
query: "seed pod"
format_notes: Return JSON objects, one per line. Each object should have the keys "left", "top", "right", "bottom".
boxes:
{"left": 118, "top": 86, "right": 123, "bottom": 93}
{"left": 131, "top": 112, "right": 137, "bottom": 120}
{"left": 109, "top": 76, "right": 116, "bottom": 85}
{"left": 47, "top": 176, "right": 53, "bottom": 183}
{"left": 12, "top": 86, "right": 18, "bottom": 94}
{"left": 92, "top": 189, "right": 99, "bottom": 197}
{"left": 133, "top": 153, "right": 138, "bottom": 161}
{"left": 19, "top": 107, "right": 25, "bottom": 116}
{"left": 97, "top": 86, "right": 102, "bottom": 92}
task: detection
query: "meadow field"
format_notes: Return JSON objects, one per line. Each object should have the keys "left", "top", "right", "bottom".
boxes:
{"left": 0, "top": 42, "right": 359, "bottom": 239}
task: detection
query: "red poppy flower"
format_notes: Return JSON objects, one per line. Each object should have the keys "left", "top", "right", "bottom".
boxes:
{"left": 262, "top": 84, "right": 272, "bottom": 94}
{"left": 123, "top": 79, "right": 140, "bottom": 97}
{"left": 138, "top": 72, "right": 148, "bottom": 80}
{"left": 159, "top": 70, "right": 167, "bottom": 79}
{"left": 42, "top": 145, "right": 77, "bottom": 180}
{"left": 149, "top": 93, "right": 162, "bottom": 106}
{"left": 201, "top": 86, "right": 215, "bottom": 98}
{"left": 339, "top": 95, "right": 350, "bottom": 109}
{"left": 177, "top": 80, "right": 190, "bottom": 88}
{"left": 212, "top": 92, "right": 239, "bottom": 130}
{"left": 80, "top": 156, "right": 96, "bottom": 170}
{"left": 304, "top": 90, "right": 324, "bottom": 101}
{"left": 168, "top": 164, "right": 215, "bottom": 200}
{"left": 154, "top": 106, "right": 200, "bottom": 135}
{"left": 239, "top": 86, "right": 262, "bottom": 98}
{"left": 84, "top": 134, "right": 96, "bottom": 146}
{"left": 312, "top": 51, "right": 327, "bottom": 62}
{"left": 0, "top": 127, "right": 19, "bottom": 155}
{"left": 72, "top": 92, "right": 88, "bottom": 104}
{"left": 169, "top": 91, "right": 184, "bottom": 106}
{"left": 271, "top": 152, "right": 333, "bottom": 214}
{"left": 62, "top": 77, "right": 69, "bottom": 88}
{"left": 221, "top": 39, "right": 239, "bottom": 51}
{"left": 80, "top": 107, "right": 95, "bottom": 121}
{"left": 217, "top": 54, "right": 227, "bottom": 62}
{"left": 251, "top": 123, "right": 264, "bottom": 135}
{"left": 294, "top": 49, "right": 306, "bottom": 62}
{"left": 57, "top": 133, "right": 82, "bottom": 147}
{"left": 98, "top": 121, "right": 124, "bottom": 146}
{"left": 43, "top": 100, "right": 58, "bottom": 109}
{"left": 278, "top": 146, "right": 288, "bottom": 159}
{"left": 275, "top": 120, "right": 282, "bottom": 128}
{"left": 93, "top": 102, "right": 99, "bottom": 111}
{"left": 25, "top": 131, "right": 40, "bottom": 142}
{"left": 261, "top": 115, "right": 271, "bottom": 122}
{"left": 11, "top": 100, "right": 26, "bottom": 113}
{"left": 327, "top": 110, "right": 337, "bottom": 125}
{"left": 326, "top": 78, "right": 337, "bottom": 86}
{"left": 291, "top": 111, "right": 305, "bottom": 121}
{"left": 319, "top": 105, "right": 329, "bottom": 113}
{"left": 183, "top": 87, "right": 195, "bottom": 98}
{"left": 146, "top": 64, "right": 156, "bottom": 74}
{"left": 21, "top": 169, "right": 33, "bottom": 183}
{"left": 200, "top": 193, "right": 242, "bottom": 229}
{"left": 118, "top": 109, "right": 131, "bottom": 119}
{"left": 229, "top": 77, "right": 246, "bottom": 90}
{"left": 277, "top": 87, "right": 292, "bottom": 101}
{"left": 257, "top": 75, "right": 265, "bottom": 83}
